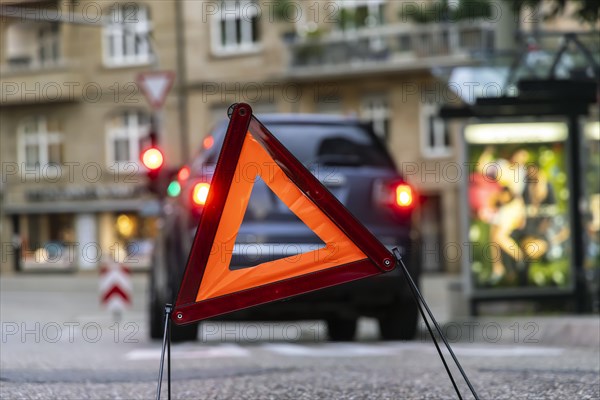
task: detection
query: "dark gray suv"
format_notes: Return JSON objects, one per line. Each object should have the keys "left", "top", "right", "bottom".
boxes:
{"left": 149, "top": 114, "right": 420, "bottom": 341}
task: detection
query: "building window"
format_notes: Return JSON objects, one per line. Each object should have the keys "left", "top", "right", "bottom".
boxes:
{"left": 360, "top": 94, "right": 390, "bottom": 142}
{"left": 18, "top": 116, "right": 63, "bottom": 168}
{"left": 420, "top": 103, "right": 451, "bottom": 158}
{"left": 338, "top": 0, "right": 385, "bottom": 31}
{"left": 6, "top": 22, "right": 60, "bottom": 69}
{"left": 104, "top": 4, "right": 152, "bottom": 66}
{"left": 211, "top": 0, "right": 261, "bottom": 55}
{"left": 106, "top": 111, "right": 150, "bottom": 167}
{"left": 38, "top": 23, "right": 60, "bottom": 66}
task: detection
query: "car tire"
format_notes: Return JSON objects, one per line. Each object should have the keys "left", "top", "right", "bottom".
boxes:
{"left": 326, "top": 318, "right": 357, "bottom": 341}
{"left": 149, "top": 300, "right": 199, "bottom": 342}
{"left": 149, "top": 291, "right": 165, "bottom": 340}
{"left": 378, "top": 298, "right": 419, "bottom": 341}
{"left": 149, "top": 268, "right": 199, "bottom": 342}
{"left": 170, "top": 323, "right": 199, "bottom": 342}
{"left": 149, "top": 266, "right": 166, "bottom": 340}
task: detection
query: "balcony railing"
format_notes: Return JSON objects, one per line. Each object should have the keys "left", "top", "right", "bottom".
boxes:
{"left": 0, "top": 58, "right": 73, "bottom": 76}
{"left": 286, "top": 21, "right": 495, "bottom": 78}
{"left": 0, "top": 59, "right": 83, "bottom": 105}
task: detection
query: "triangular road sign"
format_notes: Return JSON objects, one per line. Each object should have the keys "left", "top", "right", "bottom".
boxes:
{"left": 173, "top": 103, "right": 395, "bottom": 325}
{"left": 136, "top": 71, "right": 175, "bottom": 110}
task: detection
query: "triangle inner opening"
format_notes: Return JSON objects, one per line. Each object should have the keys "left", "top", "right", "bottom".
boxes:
{"left": 230, "top": 176, "right": 326, "bottom": 271}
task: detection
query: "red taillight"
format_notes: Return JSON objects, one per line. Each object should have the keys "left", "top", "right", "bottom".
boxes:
{"left": 395, "top": 184, "right": 413, "bottom": 207}
{"left": 374, "top": 180, "right": 414, "bottom": 210}
{"left": 141, "top": 147, "right": 164, "bottom": 171}
{"left": 203, "top": 135, "right": 214, "bottom": 150}
{"left": 178, "top": 166, "right": 190, "bottom": 182}
{"left": 192, "top": 182, "right": 210, "bottom": 206}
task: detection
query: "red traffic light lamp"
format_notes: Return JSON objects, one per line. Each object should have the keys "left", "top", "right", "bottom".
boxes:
{"left": 141, "top": 147, "right": 164, "bottom": 171}
{"left": 141, "top": 123, "right": 168, "bottom": 195}
{"left": 142, "top": 127, "right": 163, "bottom": 170}
{"left": 141, "top": 147, "right": 164, "bottom": 186}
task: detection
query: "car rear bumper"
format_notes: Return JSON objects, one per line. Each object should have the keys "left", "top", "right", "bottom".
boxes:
{"left": 229, "top": 242, "right": 409, "bottom": 269}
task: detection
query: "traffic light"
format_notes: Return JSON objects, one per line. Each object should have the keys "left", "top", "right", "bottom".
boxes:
{"left": 141, "top": 147, "right": 164, "bottom": 178}
{"left": 166, "top": 180, "right": 181, "bottom": 197}
{"left": 166, "top": 166, "right": 190, "bottom": 198}
{"left": 141, "top": 130, "right": 167, "bottom": 195}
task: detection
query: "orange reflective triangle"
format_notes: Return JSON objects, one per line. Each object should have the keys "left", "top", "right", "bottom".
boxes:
{"left": 173, "top": 104, "right": 394, "bottom": 325}
{"left": 197, "top": 132, "right": 366, "bottom": 301}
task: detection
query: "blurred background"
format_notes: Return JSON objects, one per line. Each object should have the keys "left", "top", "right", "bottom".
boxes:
{"left": 0, "top": 0, "right": 598, "bottom": 317}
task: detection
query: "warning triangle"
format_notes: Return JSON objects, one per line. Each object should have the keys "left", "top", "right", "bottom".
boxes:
{"left": 173, "top": 104, "right": 395, "bottom": 324}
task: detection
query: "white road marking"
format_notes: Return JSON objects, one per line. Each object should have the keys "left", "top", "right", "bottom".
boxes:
{"left": 125, "top": 344, "right": 250, "bottom": 360}
{"left": 259, "top": 343, "right": 396, "bottom": 357}
{"left": 125, "top": 342, "right": 564, "bottom": 360}
{"left": 260, "top": 342, "right": 565, "bottom": 358}
{"left": 383, "top": 342, "right": 564, "bottom": 357}
{"left": 447, "top": 346, "right": 564, "bottom": 357}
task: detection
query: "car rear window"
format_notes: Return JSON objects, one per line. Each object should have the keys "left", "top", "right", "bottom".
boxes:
{"left": 200, "top": 122, "right": 394, "bottom": 168}
{"left": 270, "top": 124, "right": 393, "bottom": 167}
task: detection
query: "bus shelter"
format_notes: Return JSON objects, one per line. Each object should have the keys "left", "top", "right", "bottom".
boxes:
{"left": 442, "top": 76, "right": 598, "bottom": 314}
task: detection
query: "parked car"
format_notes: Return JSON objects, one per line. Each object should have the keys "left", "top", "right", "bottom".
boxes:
{"left": 149, "top": 114, "right": 420, "bottom": 341}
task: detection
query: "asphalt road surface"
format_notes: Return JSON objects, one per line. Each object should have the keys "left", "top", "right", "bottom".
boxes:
{"left": 1, "top": 275, "right": 598, "bottom": 399}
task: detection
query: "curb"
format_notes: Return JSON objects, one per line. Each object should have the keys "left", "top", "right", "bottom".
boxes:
{"left": 417, "top": 316, "right": 600, "bottom": 348}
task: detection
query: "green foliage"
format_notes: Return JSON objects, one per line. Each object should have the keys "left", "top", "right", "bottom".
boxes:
{"left": 400, "top": 0, "right": 493, "bottom": 24}
{"left": 509, "top": 0, "right": 600, "bottom": 24}
{"left": 296, "top": 29, "right": 324, "bottom": 61}
{"left": 401, "top": 0, "right": 600, "bottom": 25}
{"left": 338, "top": 8, "right": 355, "bottom": 28}
{"left": 453, "top": 0, "right": 493, "bottom": 20}
{"left": 272, "top": 0, "right": 295, "bottom": 22}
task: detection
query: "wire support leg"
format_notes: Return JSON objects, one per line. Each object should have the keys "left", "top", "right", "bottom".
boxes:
{"left": 392, "top": 248, "right": 480, "bottom": 400}
{"left": 156, "top": 304, "right": 173, "bottom": 400}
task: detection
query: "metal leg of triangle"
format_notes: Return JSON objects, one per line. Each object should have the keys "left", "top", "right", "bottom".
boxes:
{"left": 392, "top": 248, "right": 480, "bottom": 400}
{"left": 156, "top": 303, "right": 172, "bottom": 400}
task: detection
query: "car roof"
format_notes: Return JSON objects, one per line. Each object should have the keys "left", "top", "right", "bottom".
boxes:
{"left": 194, "top": 113, "right": 394, "bottom": 169}
{"left": 241, "top": 113, "right": 361, "bottom": 125}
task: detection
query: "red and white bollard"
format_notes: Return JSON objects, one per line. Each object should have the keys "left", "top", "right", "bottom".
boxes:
{"left": 99, "top": 258, "right": 132, "bottom": 321}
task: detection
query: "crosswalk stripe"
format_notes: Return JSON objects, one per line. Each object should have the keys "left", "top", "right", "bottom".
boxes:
{"left": 125, "top": 344, "right": 249, "bottom": 360}
{"left": 259, "top": 342, "right": 395, "bottom": 357}
{"left": 442, "top": 346, "right": 564, "bottom": 357}
{"left": 125, "top": 342, "right": 565, "bottom": 360}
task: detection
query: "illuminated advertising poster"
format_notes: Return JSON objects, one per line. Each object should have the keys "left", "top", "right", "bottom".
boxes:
{"left": 465, "top": 122, "right": 573, "bottom": 294}
{"left": 583, "top": 121, "right": 600, "bottom": 301}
